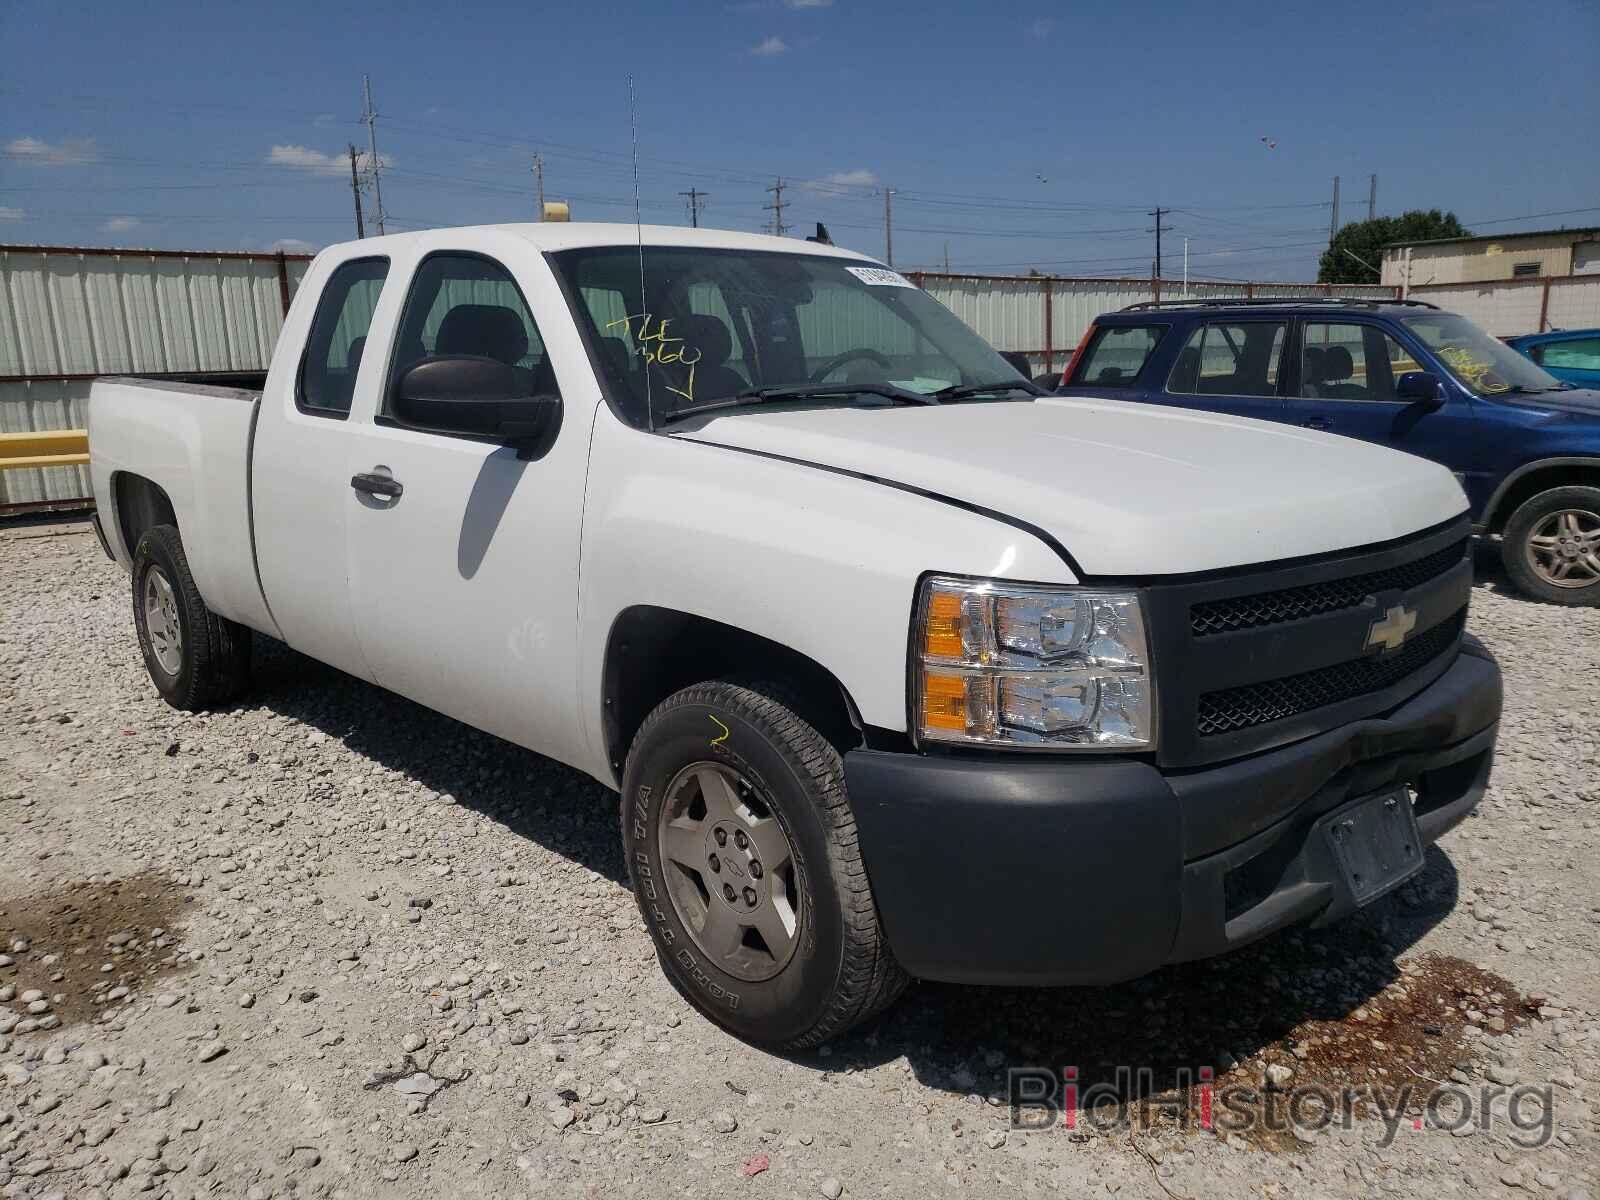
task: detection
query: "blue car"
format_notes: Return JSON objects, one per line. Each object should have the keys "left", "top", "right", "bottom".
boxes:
{"left": 1056, "top": 298, "right": 1600, "bottom": 604}
{"left": 1506, "top": 328, "right": 1600, "bottom": 390}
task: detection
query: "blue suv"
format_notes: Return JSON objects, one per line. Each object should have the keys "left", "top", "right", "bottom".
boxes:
{"left": 1055, "top": 298, "right": 1600, "bottom": 605}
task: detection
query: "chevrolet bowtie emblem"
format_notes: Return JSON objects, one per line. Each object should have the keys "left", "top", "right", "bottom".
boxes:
{"left": 1366, "top": 603, "right": 1418, "bottom": 653}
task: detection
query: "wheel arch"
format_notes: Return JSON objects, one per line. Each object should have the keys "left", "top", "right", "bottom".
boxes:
{"left": 600, "top": 606, "right": 868, "bottom": 785}
{"left": 1482, "top": 457, "right": 1600, "bottom": 533}
{"left": 110, "top": 471, "right": 178, "bottom": 563}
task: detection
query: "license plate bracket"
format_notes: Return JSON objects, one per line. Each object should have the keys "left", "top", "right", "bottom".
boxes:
{"left": 1322, "top": 789, "right": 1424, "bottom": 906}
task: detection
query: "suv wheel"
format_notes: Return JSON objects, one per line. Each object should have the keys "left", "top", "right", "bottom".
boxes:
{"left": 620, "top": 681, "right": 907, "bottom": 1049}
{"left": 1502, "top": 485, "right": 1600, "bottom": 605}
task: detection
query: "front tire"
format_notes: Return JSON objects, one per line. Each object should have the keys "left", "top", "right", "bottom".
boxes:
{"left": 621, "top": 681, "right": 907, "bottom": 1049}
{"left": 131, "top": 524, "right": 252, "bottom": 710}
{"left": 1502, "top": 485, "right": 1600, "bottom": 605}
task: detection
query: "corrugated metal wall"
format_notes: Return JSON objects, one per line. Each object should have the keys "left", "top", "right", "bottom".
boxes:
{"left": 0, "top": 245, "right": 310, "bottom": 505}
{"left": 909, "top": 272, "right": 1401, "bottom": 374}
{"left": 1409, "top": 276, "right": 1600, "bottom": 338}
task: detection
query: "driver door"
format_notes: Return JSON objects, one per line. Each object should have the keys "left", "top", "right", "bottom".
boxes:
{"left": 341, "top": 245, "right": 593, "bottom": 763}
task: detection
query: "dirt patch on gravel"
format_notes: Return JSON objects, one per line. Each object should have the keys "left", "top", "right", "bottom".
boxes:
{"left": 0, "top": 872, "right": 196, "bottom": 1031}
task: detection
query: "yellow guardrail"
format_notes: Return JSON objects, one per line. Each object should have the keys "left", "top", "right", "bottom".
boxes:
{"left": 0, "top": 429, "right": 89, "bottom": 470}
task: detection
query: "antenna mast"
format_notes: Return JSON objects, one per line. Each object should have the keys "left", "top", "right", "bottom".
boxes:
{"left": 765, "top": 177, "right": 790, "bottom": 236}
{"left": 628, "top": 76, "right": 654, "bottom": 433}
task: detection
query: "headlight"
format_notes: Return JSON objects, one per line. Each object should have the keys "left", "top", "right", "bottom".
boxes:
{"left": 913, "top": 575, "right": 1154, "bottom": 749}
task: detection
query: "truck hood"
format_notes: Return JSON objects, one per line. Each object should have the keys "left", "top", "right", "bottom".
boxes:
{"left": 675, "top": 396, "right": 1468, "bottom": 577}
{"left": 1494, "top": 386, "right": 1600, "bottom": 420}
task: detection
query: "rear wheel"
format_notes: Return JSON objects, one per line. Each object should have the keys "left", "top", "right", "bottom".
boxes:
{"left": 1502, "top": 486, "right": 1600, "bottom": 606}
{"left": 131, "top": 524, "right": 252, "bottom": 709}
{"left": 621, "top": 681, "right": 907, "bottom": 1049}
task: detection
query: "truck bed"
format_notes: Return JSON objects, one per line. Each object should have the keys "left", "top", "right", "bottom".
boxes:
{"left": 88, "top": 375, "right": 279, "bottom": 639}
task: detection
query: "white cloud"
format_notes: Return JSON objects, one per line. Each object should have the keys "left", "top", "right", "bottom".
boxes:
{"left": 5, "top": 136, "right": 99, "bottom": 166}
{"left": 267, "top": 144, "right": 391, "bottom": 177}
{"left": 805, "top": 168, "right": 877, "bottom": 199}
{"left": 0, "top": 206, "right": 24, "bottom": 221}
{"left": 1027, "top": 17, "right": 1054, "bottom": 38}
{"left": 101, "top": 216, "right": 139, "bottom": 234}
{"left": 751, "top": 35, "right": 788, "bottom": 56}
{"left": 785, "top": 0, "right": 833, "bottom": 7}
{"left": 270, "top": 238, "right": 318, "bottom": 254}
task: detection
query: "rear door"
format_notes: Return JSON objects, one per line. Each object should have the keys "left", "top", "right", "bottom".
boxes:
{"left": 1157, "top": 319, "right": 1288, "bottom": 423}
{"left": 1288, "top": 319, "right": 1478, "bottom": 478}
{"left": 252, "top": 254, "right": 392, "bottom": 680}
{"left": 340, "top": 241, "right": 594, "bottom": 764}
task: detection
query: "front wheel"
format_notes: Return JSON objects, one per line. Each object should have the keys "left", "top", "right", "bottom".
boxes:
{"left": 1502, "top": 485, "right": 1600, "bottom": 606}
{"left": 621, "top": 681, "right": 907, "bottom": 1049}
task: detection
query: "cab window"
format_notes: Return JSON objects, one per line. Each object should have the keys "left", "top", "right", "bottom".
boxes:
{"left": 297, "top": 257, "right": 389, "bottom": 417}
{"left": 383, "top": 253, "right": 556, "bottom": 424}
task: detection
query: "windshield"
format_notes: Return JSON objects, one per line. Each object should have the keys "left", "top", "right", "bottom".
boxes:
{"left": 550, "top": 246, "right": 1024, "bottom": 426}
{"left": 1401, "top": 311, "right": 1563, "bottom": 398}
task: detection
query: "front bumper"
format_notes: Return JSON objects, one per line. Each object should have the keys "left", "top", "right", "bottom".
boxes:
{"left": 845, "top": 638, "right": 1501, "bottom": 986}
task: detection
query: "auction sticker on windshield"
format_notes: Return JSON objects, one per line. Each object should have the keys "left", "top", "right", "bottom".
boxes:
{"left": 845, "top": 266, "right": 916, "bottom": 288}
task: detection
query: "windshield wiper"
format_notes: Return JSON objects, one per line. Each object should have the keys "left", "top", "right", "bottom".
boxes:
{"left": 659, "top": 382, "right": 938, "bottom": 424}
{"left": 930, "top": 379, "right": 1047, "bottom": 401}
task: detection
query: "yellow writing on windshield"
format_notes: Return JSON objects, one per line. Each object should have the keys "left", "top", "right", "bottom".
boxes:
{"left": 606, "top": 313, "right": 702, "bottom": 402}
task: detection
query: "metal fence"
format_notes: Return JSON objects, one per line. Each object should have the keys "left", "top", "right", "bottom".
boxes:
{"left": 0, "top": 244, "right": 312, "bottom": 507}
{"left": 5, "top": 244, "right": 1595, "bottom": 512}
{"left": 904, "top": 272, "right": 1402, "bottom": 376}
{"left": 1406, "top": 275, "right": 1600, "bottom": 338}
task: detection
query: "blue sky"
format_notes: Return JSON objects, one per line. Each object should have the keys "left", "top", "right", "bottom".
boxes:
{"left": 2, "top": 0, "right": 1596, "bottom": 280}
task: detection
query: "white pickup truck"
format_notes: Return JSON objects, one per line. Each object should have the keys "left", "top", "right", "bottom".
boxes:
{"left": 89, "top": 223, "right": 1502, "bottom": 1048}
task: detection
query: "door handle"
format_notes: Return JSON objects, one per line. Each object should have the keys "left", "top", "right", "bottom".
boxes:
{"left": 1303, "top": 417, "right": 1331, "bottom": 431}
{"left": 350, "top": 471, "right": 403, "bottom": 498}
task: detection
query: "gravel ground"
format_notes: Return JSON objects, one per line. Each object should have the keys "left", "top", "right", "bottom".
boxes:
{"left": 1, "top": 521, "right": 1598, "bottom": 1200}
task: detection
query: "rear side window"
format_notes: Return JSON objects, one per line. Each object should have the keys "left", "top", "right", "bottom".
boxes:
{"left": 298, "top": 257, "right": 389, "bottom": 417}
{"left": 1537, "top": 336, "right": 1600, "bottom": 370}
{"left": 384, "top": 253, "right": 556, "bottom": 422}
{"left": 1167, "top": 321, "right": 1286, "bottom": 398}
{"left": 1073, "top": 324, "right": 1165, "bottom": 386}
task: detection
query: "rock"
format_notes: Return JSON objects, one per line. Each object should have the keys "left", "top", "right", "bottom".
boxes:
{"left": 390, "top": 1143, "right": 419, "bottom": 1163}
{"left": 638, "top": 1107, "right": 666, "bottom": 1124}
{"left": 820, "top": 1177, "right": 845, "bottom": 1199}
{"left": 984, "top": 1129, "right": 1008, "bottom": 1149}
{"left": 1485, "top": 1064, "right": 1519, "bottom": 1086}
{"left": 153, "top": 993, "right": 180, "bottom": 1009}
{"left": 401, "top": 1032, "right": 427, "bottom": 1053}
{"left": 238, "top": 992, "right": 256, "bottom": 1009}
{"left": 1265, "top": 1063, "right": 1295, "bottom": 1090}
{"left": 711, "top": 1110, "right": 739, "bottom": 1134}
{"left": 549, "top": 1106, "right": 577, "bottom": 1130}
{"left": 197, "top": 1043, "right": 228, "bottom": 1062}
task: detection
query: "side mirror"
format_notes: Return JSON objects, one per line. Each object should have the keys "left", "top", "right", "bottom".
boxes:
{"left": 394, "top": 356, "right": 560, "bottom": 449}
{"left": 1396, "top": 370, "right": 1444, "bottom": 411}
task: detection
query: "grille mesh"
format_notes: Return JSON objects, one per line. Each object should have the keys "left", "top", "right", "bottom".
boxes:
{"left": 1190, "top": 540, "right": 1468, "bottom": 637}
{"left": 1196, "top": 610, "right": 1465, "bottom": 737}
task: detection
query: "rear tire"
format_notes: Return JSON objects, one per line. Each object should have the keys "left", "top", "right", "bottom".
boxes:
{"left": 131, "top": 523, "right": 252, "bottom": 710}
{"left": 620, "top": 681, "right": 907, "bottom": 1049}
{"left": 1501, "top": 485, "right": 1600, "bottom": 606}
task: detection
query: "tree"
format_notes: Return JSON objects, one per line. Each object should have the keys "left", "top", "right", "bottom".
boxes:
{"left": 1317, "top": 209, "right": 1470, "bottom": 284}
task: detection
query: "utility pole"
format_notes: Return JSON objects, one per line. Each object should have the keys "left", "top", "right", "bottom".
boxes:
{"left": 1183, "top": 237, "right": 1189, "bottom": 298}
{"left": 1147, "top": 207, "right": 1170, "bottom": 278}
{"left": 533, "top": 154, "right": 545, "bottom": 219}
{"left": 1368, "top": 173, "right": 1377, "bottom": 222}
{"left": 764, "top": 177, "right": 790, "bottom": 237}
{"left": 943, "top": 242, "right": 949, "bottom": 273}
{"left": 884, "top": 187, "right": 895, "bottom": 267}
{"left": 347, "top": 144, "right": 365, "bottom": 239}
{"left": 362, "top": 75, "right": 386, "bottom": 235}
{"left": 678, "top": 186, "right": 708, "bottom": 228}
{"left": 1329, "top": 175, "right": 1340, "bottom": 245}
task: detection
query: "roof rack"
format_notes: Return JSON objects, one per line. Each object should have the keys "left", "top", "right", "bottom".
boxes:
{"left": 1120, "top": 297, "right": 1439, "bottom": 312}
